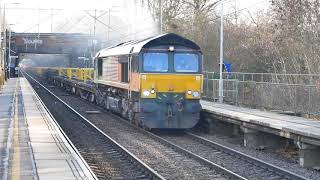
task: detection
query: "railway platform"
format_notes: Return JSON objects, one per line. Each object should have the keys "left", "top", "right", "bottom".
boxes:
{"left": 201, "top": 100, "right": 320, "bottom": 168}
{"left": 0, "top": 78, "right": 96, "bottom": 180}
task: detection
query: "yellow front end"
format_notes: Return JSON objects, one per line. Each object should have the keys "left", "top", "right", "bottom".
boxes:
{"left": 140, "top": 74, "right": 203, "bottom": 99}
{"left": 139, "top": 73, "right": 203, "bottom": 129}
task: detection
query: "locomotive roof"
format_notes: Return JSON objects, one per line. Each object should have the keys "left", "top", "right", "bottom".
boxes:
{"left": 96, "top": 33, "right": 201, "bottom": 57}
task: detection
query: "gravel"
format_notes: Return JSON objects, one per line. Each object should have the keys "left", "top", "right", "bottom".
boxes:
{"left": 43, "top": 85, "right": 231, "bottom": 180}
{"left": 190, "top": 129, "right": 320, "bottom": 180}
{"left": 31, "top": 76, "right": 320, "bottom": 179}
{"left": 28, "top": 78, "right": 156, "bottom": 180}
{"left": 158, "top": 132, "right": 297, "bottom": 180}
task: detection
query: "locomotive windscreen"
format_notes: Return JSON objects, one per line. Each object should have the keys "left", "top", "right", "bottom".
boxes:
{"left": 174, "top": 53, "right": 199, "bottom": 73}
{"left": 143, "top": 53, "right": 168, "bottom": 72}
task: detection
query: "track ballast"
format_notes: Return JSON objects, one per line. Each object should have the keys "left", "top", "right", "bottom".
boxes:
{"left": 25, "top": 72, "right": 164, "bottom": 180}
{"left": 26, "top": 72, "right": 308, "bottom": 180}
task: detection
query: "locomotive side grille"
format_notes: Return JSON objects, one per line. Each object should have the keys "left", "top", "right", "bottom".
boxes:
{"left": 102, "top": 57, "right": 118, "bottom": 81}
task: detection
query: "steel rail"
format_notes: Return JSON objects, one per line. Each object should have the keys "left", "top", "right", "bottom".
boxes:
{"left": 24, "top": 72, "right": 165, "bottom": 180}
{"left": 26, "top": 77, "right": 97, "bottom": 180}
{"left": 26, "top": 71, "right": 246, "bottom": 179}
{"left": 101, "top": 110, "right": 247, "bottom": 180}
{"left": 142, "top": 130, "right": 247, "bottom": 180}
{"left": 27, "top": 70, "right": 310, "bottom": 180}
{"left": 185, "top": 132, "right": 308, "bottom": 180}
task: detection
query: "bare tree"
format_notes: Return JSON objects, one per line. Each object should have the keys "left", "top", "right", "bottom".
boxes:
{"left": 141, "top": 0, "right": 183, "bottom": 31}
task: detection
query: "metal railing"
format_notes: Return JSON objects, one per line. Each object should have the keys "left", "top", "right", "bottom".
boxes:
{"left": 203, "top": 72, "right": 320, "bottom": 115}
{"left": 202, "top": 78, "right": 239, "bottom": 105}
{"left": 204, "top": 71, "right": 320, "bottom": 85}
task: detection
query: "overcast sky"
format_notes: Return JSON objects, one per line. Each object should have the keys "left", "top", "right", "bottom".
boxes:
{"left": 4, "top": 0, "right": 269, "bottom": 36}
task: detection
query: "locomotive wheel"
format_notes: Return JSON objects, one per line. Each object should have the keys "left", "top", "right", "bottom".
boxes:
{"left": 142, "top": 124, "right": 151, "bottom": 131}
{"left": 71, "top": 87, "right": 76, "bottom": 94}
{"left": 128, "top": 110, "right": 134, "bottom": 122}
{"left": 66, "top": 86, "right": 71, "bottom": 92}
{"left": 76, "top": 89, "right": 80, "bottom": 96}
{"left": 89, "top": 93, "right": 95, "bottom": 103}
{"left": 105, "top": 100, "right": 110, "bottom": 110}
{"left": 121, "top": 109, "right": 127, "bottom": 118}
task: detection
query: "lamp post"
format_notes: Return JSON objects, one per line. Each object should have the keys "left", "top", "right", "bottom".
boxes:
{"left": 8, "top": 23, "right": 15, "bottom": 78}
{"left": 0, "top": 2, "right": 20, "bottom": 84}
{"left": 4, "top": 3, "right": 20, "bottom": 80}
{"left": 218, "top": 0, "right": 224, "bottom": 103}
{"left": 0, "top": 4, "right": 4, "bottom": 86}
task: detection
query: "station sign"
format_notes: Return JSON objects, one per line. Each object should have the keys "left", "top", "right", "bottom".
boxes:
{"left": 22, "top": 38, "right": 43, "bottom": 45}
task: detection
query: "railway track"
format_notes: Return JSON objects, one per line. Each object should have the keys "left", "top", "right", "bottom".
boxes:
{"left": 25, "top": 72, "right": 164, "bottom": 180}
{"left": 25, "top": 72, "right": 244, "bottom": 180}
{"left": 155, "top": 132, "right": 308, "bottom": 180}
{"left": 26, "top": 72, "right": 308, "bottom": 180}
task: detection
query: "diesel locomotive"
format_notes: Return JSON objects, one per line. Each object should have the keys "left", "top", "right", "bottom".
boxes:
{"left": 31, "top": 33, "right": 203, "bottom": 129}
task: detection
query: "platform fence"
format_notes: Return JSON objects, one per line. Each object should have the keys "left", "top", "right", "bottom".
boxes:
{"left": 203, "top": 72, "right": 320, "bottom": 116}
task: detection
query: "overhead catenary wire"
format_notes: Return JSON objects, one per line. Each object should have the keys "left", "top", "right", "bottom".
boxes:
{"left": 6, "top": 1, "right": 160, "bottom": 38}
{"left": 7, "top": 4, "right": 157, "bottom": 38}
{"left": 83, "top": 10, "right": 126, "bottom": 37}
{"left": 21, "top": 9, "right": 63, "bottom": 33}
{"left": 117, "top": 0, "right": 267, "bottom": 40}
{"left": 9, "top": 0, "right": 269, "bottom": 43}
{"left": 6, "top": 6, "right": 122, "bottom": 33}
{"left": 63, "top": 15, "right": 88, "bottom": 33}
{"left": 51, "top": 14, "right": 78, "bottom": 33}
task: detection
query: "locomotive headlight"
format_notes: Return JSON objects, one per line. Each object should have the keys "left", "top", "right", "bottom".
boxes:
{"left": 150, "top": 89, "right": 155, "bottom": 94}
{"left": 187, "top": 90, "right": 192, "bottom": 95}
{"left": 192, "top": 91, "right": 200, "bottom": 98}
{"left": 169, "top": 46, "right": 174, "bottom": 51}
{"left": 143, "top": 90, "right": 150, "bottom": 96}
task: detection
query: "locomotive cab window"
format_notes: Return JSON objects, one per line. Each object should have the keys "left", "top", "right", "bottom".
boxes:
{"left": 131, "top": 55, "right": 139, "bottom": 72}
{"left": 121, "top": 62, "right": 129, "bottom": 83}
{"left": 174, "top": 53, "right": 199, "bottom": 73}
{"left": 143, "top": 53, "right": 168, "bottom": 72}
{"left": 97, "top": 58, "right": 103, "bottom": 77}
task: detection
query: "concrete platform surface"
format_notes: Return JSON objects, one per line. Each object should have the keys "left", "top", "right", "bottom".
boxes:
{"left": 201, "top": 100, "right": 320, "bottom": 143}
{"left": 0, "top": 78, "right": 96, "bottom": 180}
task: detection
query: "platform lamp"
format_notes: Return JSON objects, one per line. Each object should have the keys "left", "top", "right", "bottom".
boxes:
{"left": 0, "top": 42, "right": 3, "bottom": 87}
{"left": 0, "top": 2, "right": 21, "bottom": 84}
{"left": 8, "top": 23, "right": 15, "bottom": 78}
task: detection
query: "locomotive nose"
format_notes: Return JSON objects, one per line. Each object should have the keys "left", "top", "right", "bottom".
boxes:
{"left": 168, "top": 84, "right": 175, "bottom": 91}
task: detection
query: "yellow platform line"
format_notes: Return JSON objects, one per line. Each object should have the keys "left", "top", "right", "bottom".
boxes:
{"left": 12, "top": 80, "right": 20, "bottom": 180}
